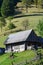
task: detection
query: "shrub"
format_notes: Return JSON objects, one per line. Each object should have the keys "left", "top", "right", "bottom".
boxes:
{"left": 8, "top": 22, "right": 16, "bottom": 30}
{"left": 37, "top": 19, "right": 43, "bottom": 37}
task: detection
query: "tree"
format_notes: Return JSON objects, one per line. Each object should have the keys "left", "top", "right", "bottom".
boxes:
{"left": 34, "top": 0, "right": 42, "bottom": 8}
{"left": 22, "top": 0, "right": 31, "bottom": 13}
{"left": 1, "top": 0, "right": 15, "bottom": 17}
{"left": 0, "top": 0, "right": 3, "bottom": 6}
{"left": 0, "top": 0, "right": 3, "bottom": 16}
{"left": 34, "top": 0, "right": 38, "bottom": 8}
{"left": 1, "top": 0, "right": 21, "bottom": 17}
{"left": 0, "top": 17, "right": 6, "bottom": 32}
{"left": 13, "top": 0, "right": 21, "bottom": 6}
{"left": 36, "top": 0, "right": 38, "bottom": 8}
{"left": 22, "top": 19, "right": 29, "bottom": 30}
{"left": 31, "top": 0, "right": 34, "bottom": 4}
{"left": 37, "top": 19, "right": 43, "bottom": 36}
{"left": 41, "top": 0, "right": 43, "bottom": 8}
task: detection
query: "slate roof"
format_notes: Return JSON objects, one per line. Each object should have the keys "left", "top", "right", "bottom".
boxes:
{"left": 4, "top": 29, "right": 43, "bottom": 44}
{"left": 5, "top": 29, "right": 32, "bottom": 44}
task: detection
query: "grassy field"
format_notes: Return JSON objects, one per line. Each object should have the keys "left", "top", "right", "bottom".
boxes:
{"left": 0, "top": 50, "right": 36, "bottom": 65}
{"left": 12, "top": 16, "right": 43, "bottom": 30}
{"left": 5, "top": 16, "right": 43, "bottom": 34}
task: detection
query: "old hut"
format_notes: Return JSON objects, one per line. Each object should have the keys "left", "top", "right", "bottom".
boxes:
{"left": 4, "top": 29, "right": 43, "bottom": 52}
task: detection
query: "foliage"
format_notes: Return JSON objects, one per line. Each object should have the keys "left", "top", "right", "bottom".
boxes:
{"left": 22, "top": 0, "right": 31, "bottom": 5}
{"left": 0, "top": 0, "right": 21, "bottom": 17}
{"left": 34, "top": 0, "right": 42, "bottom": 8}
{"left": 31, "top": 0, "right": 34, "bottom": 4}
{"left": 7, "top": 22, "right": 16, "bottom": 30}
{"left": 6, "top": 15, "right": 16, "bottom": 30}
{"left": 1, "top": 0, "right": 15, "bottom": 17}
{"left": 0, "top": 17, "right": 6, "bottom": 32}
{"left": 0, "top": 0, "right": 3, "bottom": 7}
{"left": 0, "top": 16, "right": 43, "bottom": 34}
{"left": 37, "top": 19, "right": 43, "bottom": 36}
{"left": 22, "top": 0, "right": 31, "bottom": 12}
{"left": 13, "top": 0, "right": 21, "bottom": 6}
{"left": 0, "top": 0, "right": 3, "bottom": 16}
{"left": 7, "top": 16, "right": 14, "bottom": 20}
{"left": 41, "top": 0, "right": 43, "bottom": 8}
{"left": 34, "top": 0, "right": 38, "bottom": 8}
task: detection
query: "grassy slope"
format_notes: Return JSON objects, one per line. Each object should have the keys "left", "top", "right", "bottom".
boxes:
{"left": 0, "top": 16, "right": 43, "bottom": 47}
{"left": 12, "top": 16, "right": 43, "bottom": 34}
{"left": 0, "top": 50, "right": 36, "bottom": 65}
{"left": 0, "top": 36, "right": 7, "bottom": 47}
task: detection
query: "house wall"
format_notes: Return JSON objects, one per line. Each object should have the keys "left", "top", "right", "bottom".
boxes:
{"left": 27, "top": 46, "right": 32, "bottom": 50}
{"left": 13, "top": 44, "right": 25, "bottom": 52}
{"left": 5, "top": 45, "right": 11, "bottom": 52}
{"left": 5, "top": 44, "right": 25, "bottom": 53}
{"left": 5, "top": 42, "right": 38, "bottom": 53}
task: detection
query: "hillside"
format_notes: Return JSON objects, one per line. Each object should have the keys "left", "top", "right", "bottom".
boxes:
{"left": 0, "top": 16, "right": 43, "bottom": 47}
{"left": 0, "top": 50, "right": 36, "bottom": 65}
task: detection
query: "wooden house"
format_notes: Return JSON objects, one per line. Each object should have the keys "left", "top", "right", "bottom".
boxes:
{"left": 4, "top": 29, "right": 43, "bottom": 52}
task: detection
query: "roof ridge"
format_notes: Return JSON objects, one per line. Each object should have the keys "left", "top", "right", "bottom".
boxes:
{"left": 9, "top": 29, "right": 33, "bottom": 36}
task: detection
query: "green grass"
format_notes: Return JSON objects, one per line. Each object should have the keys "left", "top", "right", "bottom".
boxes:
{"left": 0, "top": 53, "right": 10, "bottom": 63}
{"left": 12, "top": 16, "right": 43, "bottom": 34}
{"left": 0, "top": 50, "right": 36, "bottom": 65}
{"left": 0, "top": 36, "right": 7, "bottom": 47}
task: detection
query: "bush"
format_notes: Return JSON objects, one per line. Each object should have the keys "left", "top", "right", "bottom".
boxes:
{"left": 8, "top": 22, "right": 16, "bottom": 30}
{"left": 37, "top": 19, "right": 43, "bottom": 37}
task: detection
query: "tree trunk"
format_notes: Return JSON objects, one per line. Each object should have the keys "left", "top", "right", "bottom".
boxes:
{"left": 26, "top": 5, "right": 28, "bottom": 13}
{"left": 36, "top": 0, "right": 38, "bottom": 8}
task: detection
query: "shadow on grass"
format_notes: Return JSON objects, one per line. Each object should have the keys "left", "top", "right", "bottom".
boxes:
{"left": 15, "top": 29, "right": 23, "bottom": 32}
{"left": 33, "top": 12, "right": 43, "bottom": 13}
{"left": 14, "top": 13, "right": 43, "bottom": 18}
{"left": 14, "top": 10, "right": 22, "bottom": 15}
{"left": 0, "top": 52, "right": 5, "bottom": 56}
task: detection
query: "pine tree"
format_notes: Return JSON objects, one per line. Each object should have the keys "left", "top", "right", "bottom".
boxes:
{"left": 0, "top": 0, "right": 3, "bottom": 16}
{"left": 1, "top": 0, "right": 15, "bottom": 17}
